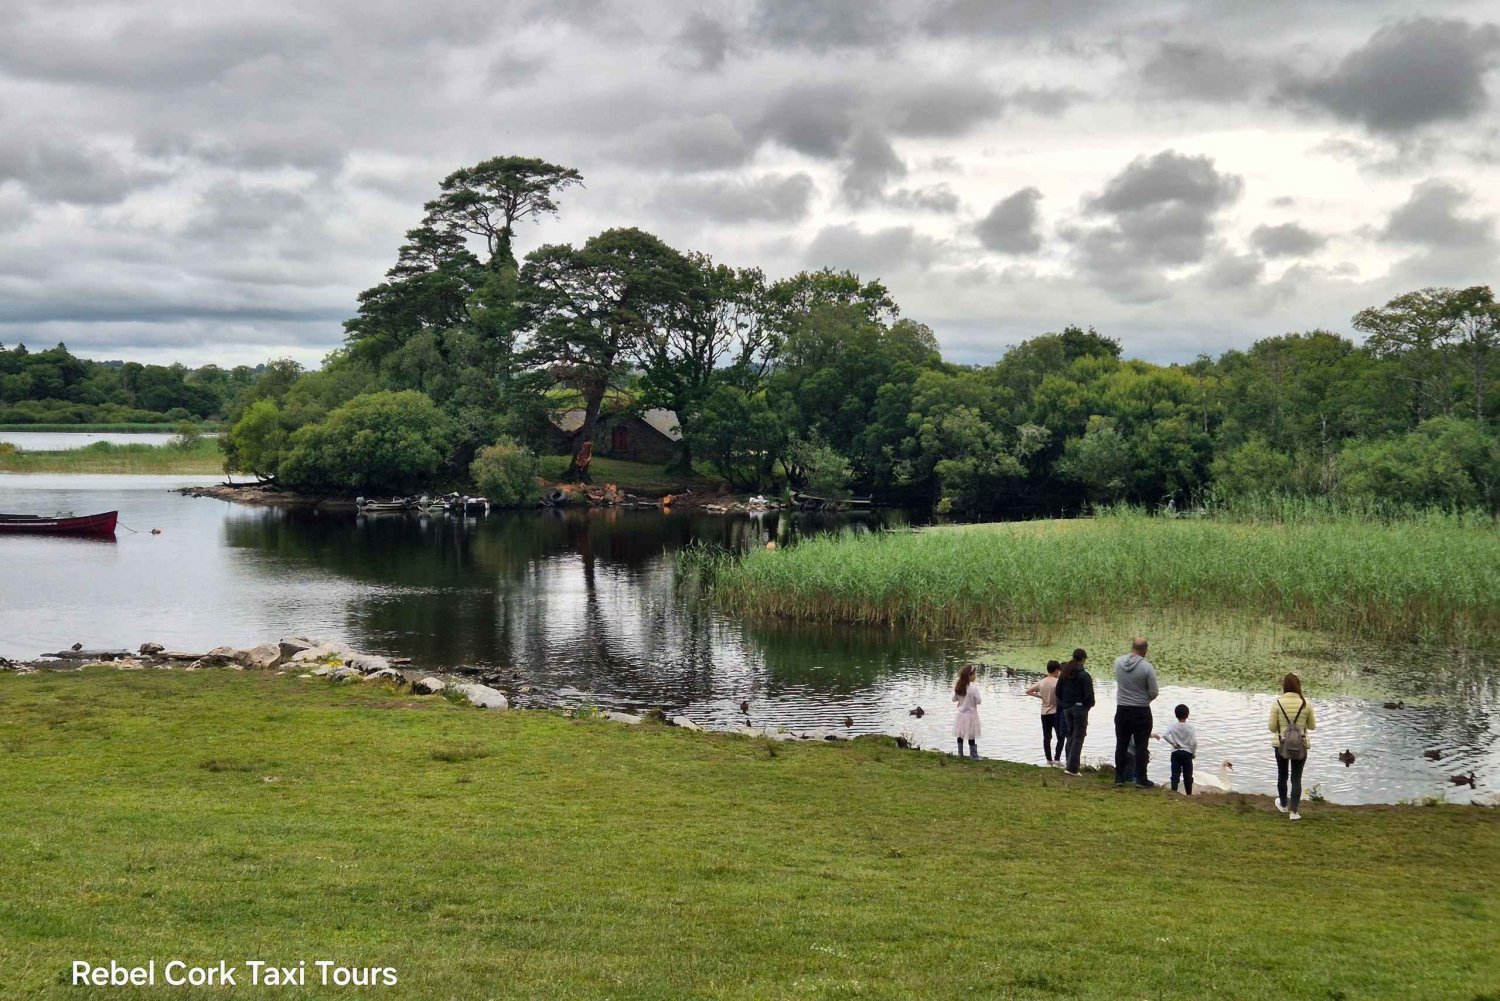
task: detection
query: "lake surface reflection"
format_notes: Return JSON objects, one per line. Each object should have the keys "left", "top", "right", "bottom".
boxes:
{"left": 1, "top": 474, "right": 1494, "bottom": 806}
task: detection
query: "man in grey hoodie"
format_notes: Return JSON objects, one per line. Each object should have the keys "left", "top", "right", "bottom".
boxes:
{"left": 1113, "top": 637, "right": 1160, "bottom": 788}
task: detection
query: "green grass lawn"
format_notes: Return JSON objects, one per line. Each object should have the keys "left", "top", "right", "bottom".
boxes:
{"left": 537, "top": 454, "right": 724, "bottom": 496}
{"left": 0, "top": 437, "right": 223, "bottom": 475}
{"left": 1, "top": 669, "right": 1496, "bottom": 999}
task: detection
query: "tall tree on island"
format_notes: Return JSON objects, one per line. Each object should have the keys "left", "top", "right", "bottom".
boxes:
{"left": 636, "top": 257, "right": 774, "bottom": 473}
{"left": 422, "top": 156, "right": 584, "bottom": 271}
{"left": 521, "top": 227, "right": 698, "bottom": 482}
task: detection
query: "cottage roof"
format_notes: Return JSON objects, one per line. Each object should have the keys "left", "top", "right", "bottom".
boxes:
{"left": 549, "top": 408, "right": 681, "bottom": 442}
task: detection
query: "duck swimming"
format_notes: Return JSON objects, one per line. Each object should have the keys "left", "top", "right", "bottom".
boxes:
{"left": 1338, "top": 749, "right": 1356, "bottom": 767}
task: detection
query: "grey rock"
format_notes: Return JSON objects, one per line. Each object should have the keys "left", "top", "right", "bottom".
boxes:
{"left": 603, "top": 711, "right": 643, "bottom": 725}
{"left": 454, "top": 683, "right": 508, "bottom": 710}
{"left": 669, "top": 716, "right": 701, "bottom": 730}
{"left": 278, "top": 637, "right": 316, "bottom": 660}
{"left": 329, "top": 667, "right": 361, "bottom": 683}
{"left": 309, "top": 666, "right": 333, "bottom": 677}
{"left": 138, "top": 642, "right": 165, "bottom": 655}
{"left": 412, "top": 677, "right": 446, "bottom": 695}
{"left": 346, "top": 654, "right": 392, "bottom": 674}
{"left": 235, "top": 643, "right": 282, "bottom": 670}
{"left": 363, "top": 668, "right": 403, "bottom": 682}
{"left": 291, "top": 643, "right": 354, "bottom": 664}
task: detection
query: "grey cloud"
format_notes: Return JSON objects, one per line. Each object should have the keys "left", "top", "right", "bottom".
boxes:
{"left": 805, "top": 223, "right": 941, "bottom": 276}
{"left": 840, "top": 130, "right": 906, "bottom": 207}
{"left": 1201, "top": 252, "right": 1266, "bottom": 290}
{"left": 751, "top": 0, "right": 893, "bottom": 51}
{"left": 888, "top": 184, "right": 961, "bottom": 214}
{"left": 671, "top": 13, "right": 734, "bottom": 71}
{"left": 921, "top": 0, "right": 1106, "bottom": 38}
{"left": 0, "top": 10, "right": 320, "bottom": 89}
{"left": 184, "top": 183, "right": 313, "bottom": 239}
{"left": 1250, "top": 222, "right": 1327, "bottom": 258}
{"left": 887, "top": 82, "right": 1005, "bottom": 138}
{"left": 756, "top": 83, "right": 858, "bottom": 157}
{"left": 1280, "top": 18, "right": 1500, "bottom": 134}
{"left": 620, "top": 114, "right": 754, "bottom": 172}
{"left": 1008, "top": 87, "right": 1084, "bottom": 116}
{"left": 1080, "top": 150, "right": 1243, "bottom": 266}
{"left": 1090, "top": 150, "right": 1242, "bottom": 216}
{"left": 976, "top": 188, "right": 1043, "bottom": 254}
{"left": 0, "top": 141, "right": 165, "bottom": 205}
{"left": 650, "top": 173, "right": 816, "bottom": 223}
{"left": 1381, "top": 179, "right": 1495, "bottom": 248}
{"left": 1064, "top": 150, "right": 1244, "bottom": 301}
{"left": 1140, "top": 42, "right": 1260, "bottom": 102}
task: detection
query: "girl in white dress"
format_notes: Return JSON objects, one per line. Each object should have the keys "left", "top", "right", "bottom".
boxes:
{"left": 953, "top": 664, "right": 982, "bottom": 759}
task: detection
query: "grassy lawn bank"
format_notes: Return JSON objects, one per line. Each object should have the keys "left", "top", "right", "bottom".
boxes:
{"left": 0, "top": 437, "right": 223, "bottom": 475}
{"left": 696, "top": 510, "right": 1500, "bottom": 649}
{"left": 2, "top": 670, "right": 1496, "bottom": 1000}
{"left": 537, "top": 454, "right": 724, "bottom": 496}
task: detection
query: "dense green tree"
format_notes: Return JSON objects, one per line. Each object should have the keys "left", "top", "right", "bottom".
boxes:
{"left": 1337, "top": 417, "right": 1498, "bottom": 508}
{"left": 279, "top": 390, "right": 454, "bottom": 494}
{"left": 422, "top": 156, "right": 583, "bottom": 270}
{"left": 522, "top": 227, "right": 698, "bottom": 480}
{"left": 470, "top": 438, "right": 542, "bottom": 507}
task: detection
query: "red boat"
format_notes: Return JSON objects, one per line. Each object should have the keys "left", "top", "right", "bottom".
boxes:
{"left": 0, "top": 510, "right": 119, "bottom": 536}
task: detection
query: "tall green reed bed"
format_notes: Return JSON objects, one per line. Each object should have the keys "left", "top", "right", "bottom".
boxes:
{"left": 689, "top": 506, "right": 1500, "bottom": 647}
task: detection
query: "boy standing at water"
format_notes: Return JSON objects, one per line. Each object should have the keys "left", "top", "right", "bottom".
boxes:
{"left": 1156, "top": 703, "right": 1198, "bottom": 795}
{"left": 1025, "top": 660, "right": 1067, "bottom": 764}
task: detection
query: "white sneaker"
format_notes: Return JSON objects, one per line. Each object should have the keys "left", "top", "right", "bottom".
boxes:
{"left": 1275, "top": 800, "right": 1288, "bottom": 814}
{"left": 1288, "top": 811, "right": 1301, "bottom": 821}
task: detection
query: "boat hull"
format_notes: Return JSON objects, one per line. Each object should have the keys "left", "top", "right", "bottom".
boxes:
{"left": 0, "top": 511, "right": 119, "bottom": 536}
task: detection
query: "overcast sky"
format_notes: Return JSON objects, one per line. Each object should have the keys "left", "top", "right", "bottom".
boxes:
{"left": 1, "top": 1, "right": 1497, "bottom": 368}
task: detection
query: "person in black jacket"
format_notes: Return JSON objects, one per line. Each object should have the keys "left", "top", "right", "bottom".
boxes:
{"left": 1055, "top": 648, "right": 1095, "bottom": 775}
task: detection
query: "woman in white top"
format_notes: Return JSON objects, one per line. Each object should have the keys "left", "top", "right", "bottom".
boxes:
{"left": 952, "top": 664, "right": 982, "bottom": 759}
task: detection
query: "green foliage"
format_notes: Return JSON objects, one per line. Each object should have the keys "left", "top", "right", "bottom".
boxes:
{"left": 683, "top": 384, "right": 786, "bottom": 489}
{"left": 470, "top": 438, "right": 541, "bottom": 507}
{"left": 786, "top": 435, "right": 853, "bottom": 498}
{"left": 279, "top": 390, "right": 454, "bottom": 494}
{"left": 1336, "top": 417, "right": 1499, "bottom": 508}
{"left": 223, "top": 399, "right": 291, "bottom": 479}
{"left": 1056, "top": 416, "right": 1133, "bottom": 503}
{"left": 1208, "top": 434, "right": 1296, "bottom": 498}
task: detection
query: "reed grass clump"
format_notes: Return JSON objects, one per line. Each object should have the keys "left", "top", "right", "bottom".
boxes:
{"left": 0, "top": 437, "right": 223, "bottom": 474}
{"left": 696, "top": 508, "right": 1500, "bottom": 647}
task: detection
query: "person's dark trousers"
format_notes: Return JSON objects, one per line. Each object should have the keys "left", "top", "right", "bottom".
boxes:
{"left": 1114, "top": 705, "right": 1153, "bottom": 784}
{"left": 1170, "top": 749, "right": 1194, "bottom": 794}
{"left": 1041, "top": 713, "right": 1064, "bottom": 761}
{"left": 1062, "top": 705, "right": 1088, "bottom": 772}
{"left": 956, "top": 738, "right": 978, "bottom": 760}
{"left": 1276, "top": 750, "right": 1306, "bottom": 810}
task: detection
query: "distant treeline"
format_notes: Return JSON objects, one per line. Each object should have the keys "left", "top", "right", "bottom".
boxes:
{"left": 0, "top": 343, "right": 267, "bottom": 425}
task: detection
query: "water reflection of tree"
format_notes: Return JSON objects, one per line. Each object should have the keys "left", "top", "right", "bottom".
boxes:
{"left": 221, "top": 506, "right": 936, "bottom": 706}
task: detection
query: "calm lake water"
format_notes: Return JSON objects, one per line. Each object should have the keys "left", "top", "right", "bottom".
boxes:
{"left": 1, "top": 473, "right": 1494, "bottom": 806}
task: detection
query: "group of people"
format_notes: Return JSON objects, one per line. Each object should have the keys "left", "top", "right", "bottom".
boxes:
{"left": 952, "top": 638, "right": 1318, "bottom": 819}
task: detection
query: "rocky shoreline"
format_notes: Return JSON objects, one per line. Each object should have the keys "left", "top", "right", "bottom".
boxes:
{"left": 0, "top": 636, "right": 874, "bottom": 744}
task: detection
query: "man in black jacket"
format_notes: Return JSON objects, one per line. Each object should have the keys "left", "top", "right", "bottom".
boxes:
{"left": 1055, "top": 648, "right": 1094, "bottom": 775}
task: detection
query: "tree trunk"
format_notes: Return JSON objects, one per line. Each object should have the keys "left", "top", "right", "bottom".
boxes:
{"left": 565, "top": 381, "right": 605, "bottom": 483}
